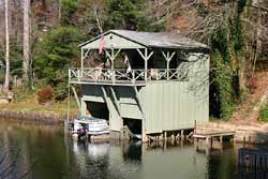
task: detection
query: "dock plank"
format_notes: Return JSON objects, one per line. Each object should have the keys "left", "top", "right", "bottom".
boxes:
{"left": 193, "top": 130, "right": 235, "bottom": 139}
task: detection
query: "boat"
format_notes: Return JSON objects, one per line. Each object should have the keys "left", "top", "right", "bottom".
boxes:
{"left": 72, "top": 116, "right": 109, "bottom": 139}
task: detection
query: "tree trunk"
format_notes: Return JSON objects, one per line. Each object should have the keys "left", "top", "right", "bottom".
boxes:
{"left": 23, "top": 0, "right": 31, "bottom": 83}
{"left": 58, "top": 0, "right": 61, "bottom": 22}
{"left": 4, "top": 0, "right": 10, "bottom": 92}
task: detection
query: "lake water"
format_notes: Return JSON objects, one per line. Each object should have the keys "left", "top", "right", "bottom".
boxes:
{"left": 0, "top": 121, "right": 264, "bottom": 179}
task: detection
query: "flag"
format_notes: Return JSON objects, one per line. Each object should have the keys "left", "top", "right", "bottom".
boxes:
{"left": 99, "top": 33, "right": 105, "bottom": 54}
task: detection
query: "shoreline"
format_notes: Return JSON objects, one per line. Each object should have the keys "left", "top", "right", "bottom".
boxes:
{"left": 1, "top": 109, "right": 268, "bottom": 144}
{"left": 0, "top": 110, "right": 67, "bottom": 124}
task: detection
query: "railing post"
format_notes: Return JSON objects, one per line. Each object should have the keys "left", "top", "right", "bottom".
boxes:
{"left": 79, "top": 69, "right": 82, "bottom": 82}
{"left": 167, "top": 64, "right": 170, "bottom": 80}
{"left": 145, "top": 59, "right": 148, "bottom": 82}
{"left": 132, "top": 70, "right": 135, "bottom": 84}
{"left": 112, "top": 69, "right": 115, "bottom": 85}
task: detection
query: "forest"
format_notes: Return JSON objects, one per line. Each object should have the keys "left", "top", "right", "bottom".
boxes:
{"left": 0, "top": 0, "right": 267, "bottom": 120}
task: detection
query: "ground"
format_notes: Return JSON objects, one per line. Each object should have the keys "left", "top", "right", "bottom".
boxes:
{"left": 230, "top": 70, "right": 268, "bottom": 123}
{"left": 0, "top": 92, "right": 79, "bottom": 119}
{"left": 196, "top": 66, "right": 268, "bottom": 144}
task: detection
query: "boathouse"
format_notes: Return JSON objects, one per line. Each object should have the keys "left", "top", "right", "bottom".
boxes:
{"left": 69, "top": 30, "right": 210, "bottom": 141}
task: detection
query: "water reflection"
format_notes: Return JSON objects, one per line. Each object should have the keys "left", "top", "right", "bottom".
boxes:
{"left": 0, "top": 121, "right": 265, "bottom": 179}
{"left": 122, "top": 141, "right": 142, "bottom": 162}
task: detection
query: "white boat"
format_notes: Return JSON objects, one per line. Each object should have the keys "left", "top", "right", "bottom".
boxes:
{"left": 73, "top": 116, "right": 110, "bottom": 137}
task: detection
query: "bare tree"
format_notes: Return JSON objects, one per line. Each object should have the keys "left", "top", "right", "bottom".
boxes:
{"left": 3, "top": 0, "right": 10, "bottom": 92}
{"left": 58, "top": 0, "right": 61, "bottom": 22}
{"left": 23, "top": 0, "right": 31, "bottom": 84}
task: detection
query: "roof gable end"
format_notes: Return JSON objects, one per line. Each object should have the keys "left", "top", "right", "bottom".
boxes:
{"left": 80, "top": 30, "right": 146, "bottom": 49}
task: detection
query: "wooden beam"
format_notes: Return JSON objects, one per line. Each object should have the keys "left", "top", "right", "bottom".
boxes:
{"left": 101, "top": 86, "right": 109, "bottom": 104}
{"left": 137, "top": 48, "right": 154, "bottom": 60}
{"left": 133, "top": 87, "right": 145, "bottom": 118}
{"left": 105, "top": 48, "right": 121, "bottom": 61}
{"left": 133, "top": 86, "right": 148, "bottom": 142}
{"left": 109, "top": 87, "right": 121, "bottom": 117}
{"left": 71, "top": 86, "right": 81, "bottom": 110}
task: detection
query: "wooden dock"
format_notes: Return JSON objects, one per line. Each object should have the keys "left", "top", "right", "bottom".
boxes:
{"left": 193, "top": 130, "right": 235, "bottom": 147}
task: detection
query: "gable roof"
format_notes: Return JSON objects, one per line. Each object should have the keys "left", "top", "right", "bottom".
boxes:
{"left": 80, "top": 30, "right": 209, "bottom": 50}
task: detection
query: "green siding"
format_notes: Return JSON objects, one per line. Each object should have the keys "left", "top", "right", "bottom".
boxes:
{"left": 79, "top": 53, "right": 209, "bottom": 135}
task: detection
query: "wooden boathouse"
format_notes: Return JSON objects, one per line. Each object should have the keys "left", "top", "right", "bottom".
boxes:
{"left": 69, "top": 30, "right": 210, "bottom": 141}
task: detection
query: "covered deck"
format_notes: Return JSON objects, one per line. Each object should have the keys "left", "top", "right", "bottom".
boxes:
{"left": 69, "top": 30, "right": 209, "bottom": 86}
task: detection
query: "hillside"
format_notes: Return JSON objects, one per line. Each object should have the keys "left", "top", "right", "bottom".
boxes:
{"left": 231, "top": 62, "right": 268, "bottom": 122}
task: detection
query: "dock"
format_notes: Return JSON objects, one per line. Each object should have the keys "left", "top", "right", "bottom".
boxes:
{"left": 193, "top": 130, "right": 235, "bottom": 148}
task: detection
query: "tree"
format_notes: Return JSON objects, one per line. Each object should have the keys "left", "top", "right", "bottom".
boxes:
{"left": 104, "top": 0, "right": 163, "bottom": 31}
{"left": 3, "top": 0, "right": 10, "bottom": 92}
{"left": 23, "top": 0, "right": 31, "bottom": 85}
{"left": 33, "top": 26, "right": 81, "bottom": 99}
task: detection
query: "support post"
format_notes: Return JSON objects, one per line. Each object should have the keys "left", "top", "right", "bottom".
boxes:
{"left": 133, "top": 86, "right": 148, "bottom": 142}
{"left": 144, "top": 49, "right": 148, "bottom": 82}
{"left": 111, "top": 48, "right": 115, "bottom": 84}
{"left": 161, "top": 51, "right": 175, "bottom": 80}
{"left": 71, "top": 86, "right": 81, "bottom": 111}
{"left": 109, "top": 87, "right": 121, "bottom": 117}
{"left": 137, "top": 48, "right": 154, "bottom": 82}
{"left": 220, "top": 136, "right": 223, "bottom": 144}
{"left": 180, "top": 130, "right": 184, "bottom": 141}
{"left": 171, "top": 133, "right": 175, "bottom": 144}
{"left": 105, "top": 48, "right": 121, "bottom": 84}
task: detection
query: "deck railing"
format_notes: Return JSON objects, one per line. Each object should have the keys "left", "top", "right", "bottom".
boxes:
{"left": 69, "top": 68, "right": 189, "bottom": 85}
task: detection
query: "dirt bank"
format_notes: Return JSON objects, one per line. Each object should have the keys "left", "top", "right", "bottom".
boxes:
{"left": 0, "top": 110, "right": 67, "bottom": 124}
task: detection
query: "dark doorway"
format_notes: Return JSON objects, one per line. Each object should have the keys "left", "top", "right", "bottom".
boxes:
{"left": 86, "top": 102, "right": 109, "bottom": 120}
{"left": 123, "top": 118, "right": 142, "bottom": 135}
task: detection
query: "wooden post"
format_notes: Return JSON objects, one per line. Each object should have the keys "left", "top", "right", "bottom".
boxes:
{"left": 220, "top": 136, "right": 223, "bottom": 144}
{"left": 160, "top": 133, "right": 163, "bottom": 141}
{"left": 164, "top": 137, "right": 167, "bottom": 150}
{"left": 180, "top": 130, "right": 184, "bottom": 140}
{"left": 71, "top": 86, "right": 81, "bottom": 110}
{"left": 167, "top": 61, "right": 170, "bottom": 79}
{"left": 171, "top": 134, "right": 175, "bottom": 144}
{"left": 206, "top": 137, "right": 209, "bottom": 145}
{"left": 137, "top": 48, "right": 154, "bottom": 83}
{"left": 111, "top": 48, "right": 115, "bottom": 84}
{"left": 176, "top": 133, "right": 180, "bottom": 141}
{"left": 105, "top": 48, "right": 121, "bottom": 84}
{"left": 161, "top": 51, "right": 175, "bottom": 80}
{"left": 194, "top": 120, "right": 197, "bottom": 134}
{"left": 142, "top": 132, "right": 148, "bottom": 143}
{"left": 133, "top": 86, "right": 146, "bottom": 142}
{"left": 166, "top": 51, "right": 170, "bottom": 79}
{"left": 81, "top": 48, "right": 84, "bottom": 74}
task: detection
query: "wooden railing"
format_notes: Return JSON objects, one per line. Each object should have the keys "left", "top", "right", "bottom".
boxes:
{"left": 69, "top": 68, "right": 189, "bottom": 85}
